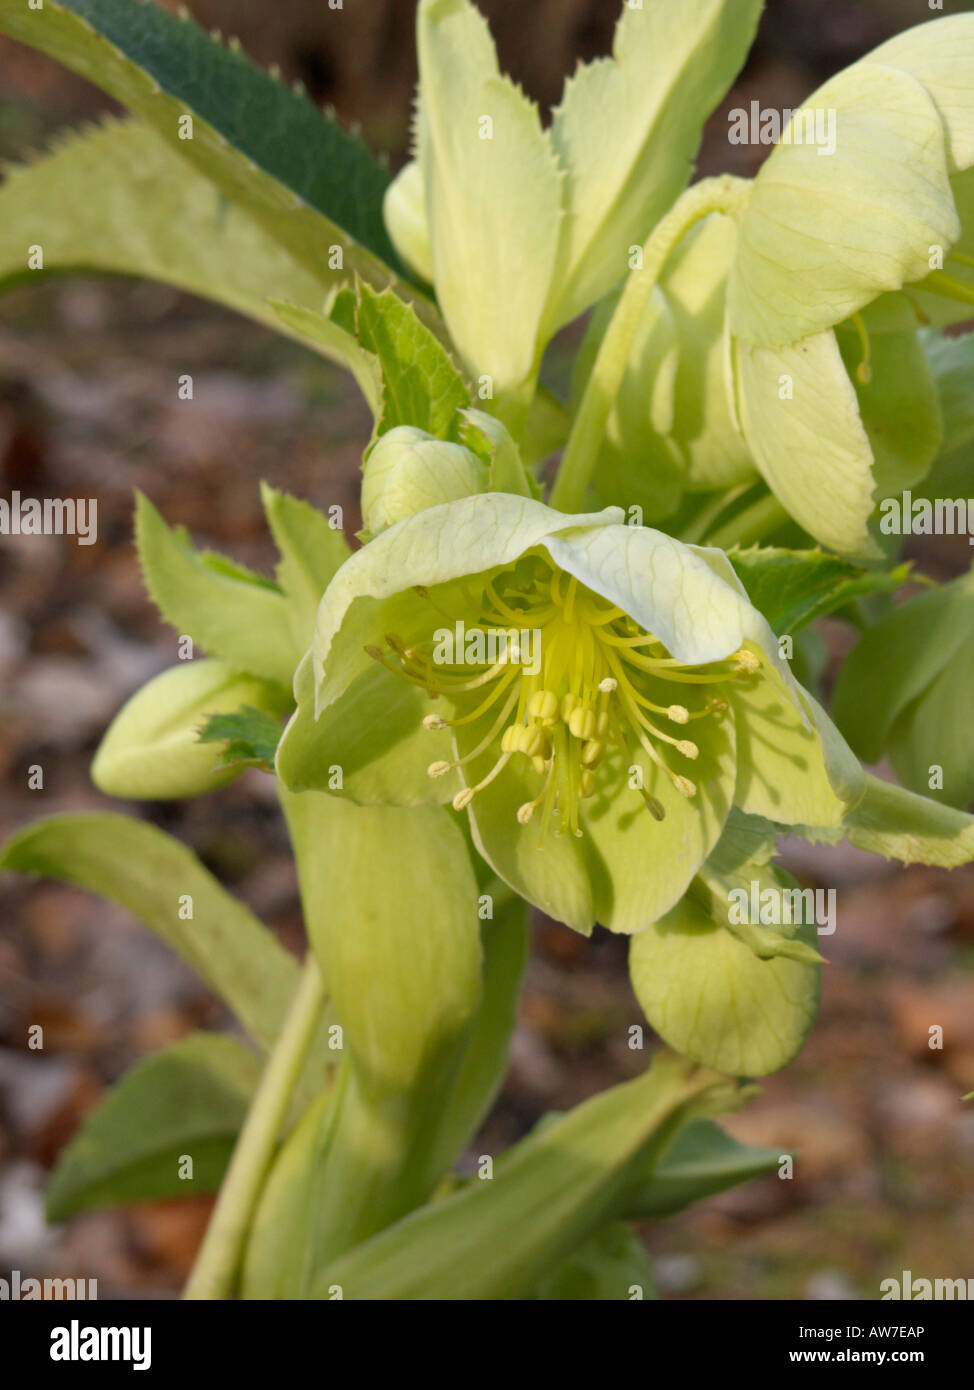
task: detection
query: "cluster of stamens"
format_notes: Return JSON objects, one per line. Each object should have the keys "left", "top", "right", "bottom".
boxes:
{"left": 365, "top": 554, "right": 760, "bottom": 839}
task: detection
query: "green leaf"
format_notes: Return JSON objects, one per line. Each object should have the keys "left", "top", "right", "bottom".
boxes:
{"left": 728, "top": 546, "right": 909, "bottom": 635}
{"left": 135, "top": 492, "right": 300, "bottom": 687}
{"left": 0, "top": 815, "right": 301, "bottom": 1053}
{"left": 0, "top": 117, "right": 335, "bottom": 332}
{"left": 0, "top": 0, "right": 422, "bottom": 304}
{"left": 549, "top": 0, "right": 763, "bottom": 328}
{"left": 309, "top": 1053, "right": 739, "bottom": 1300}
{"left": 199, "top": 705, "right": 284, "bottom": 772}
{"left": 832, "top": 572, "right": 974, "bottom": 763}
{"left": 533, "top": 1222, "right": 656, "bottom": 1301}
{"left": 627, "top": 1117, "right": 779, "bottom": 1219}
{"left": 355, "top": 282, "right": 471, "bottom": 442}
{"left": 260, "top": 484, "right": 350, "bottom": 660}
{"left": 46, "top": 1033, "right": 260, "bottom": 1220}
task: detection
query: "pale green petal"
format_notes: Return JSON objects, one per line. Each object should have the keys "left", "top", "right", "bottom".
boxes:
{"left": 541, "top": 522, "right": 791, "bottom": 675}
{"left": 417, "top": 0, "right": 564, "bottom": 397}
{"left": 311, "top": 495, "right": 621, "bottom": 711}
{"left": 382, "top": 159, "right": 434, "bottom": 284}
{"left": 461, "top": 707, "right": 737, "bottom": 935}
{"left": 733, "top": 329, "right": 879, "bottom": 557}
{"left": 276, "top": 651, "right": 458, "bottom": 806}
{"left": 729, "top": 63, "right": 958, "bottom": 348}
{"left": 629, "top": 878, "right": 821, "bottom": 1076}
{"left": 361, "top": 427, "right": 487, "bottom": 536}
{"left": 869, "top": 14, "right": 974, "bottom": 173}
{"left": 548, "top": 0, "right": 762, "bottom": 327}
{"left": 732, "top": 664, "right": 864, "bottom": 827}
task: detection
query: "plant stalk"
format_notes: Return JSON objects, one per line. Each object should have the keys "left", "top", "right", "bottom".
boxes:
{"left": 184, "top": 954, "right": 327, "bottom": 1300}
{"left": 549, "top": 175, "right": 750, "bottom": 515}
{"left": 704, "top": 492, "right": 790, "bottom": 551}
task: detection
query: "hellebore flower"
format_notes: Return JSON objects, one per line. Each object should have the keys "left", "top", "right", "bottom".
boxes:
{"left": 384, "top": 0, "right": 763, "bottom": 418}
{"left": 276, "top": 494, "right": 864, "bottom": 934}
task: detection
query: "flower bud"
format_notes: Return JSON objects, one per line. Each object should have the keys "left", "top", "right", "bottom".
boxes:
{"left": 361, "top": 425, "right": 487, "bottom": 536}
{"left": 91, "top": 659, "right": 288, "bottom": 800}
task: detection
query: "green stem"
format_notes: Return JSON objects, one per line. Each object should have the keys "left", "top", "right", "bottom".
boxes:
{"left": 549, "top": 175, "right": 750, "bottom": 514}
{"left": 677, "top": 484, "right": 752, "bottom": 546}
{"left": 184, "top": 955, "right": 326, "bottom": 1300}
{"left": 704, "top": 492, "right": 790, "bottom": 551}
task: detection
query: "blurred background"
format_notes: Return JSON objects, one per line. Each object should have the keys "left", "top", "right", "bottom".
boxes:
{"left": 1, "top": 0, "right": 973, "bottom": 1300}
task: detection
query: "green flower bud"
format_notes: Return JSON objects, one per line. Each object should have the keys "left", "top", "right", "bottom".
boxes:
{"left": 382, "top": 159, "right": 433, "bottom": 285}
{"left": 91, "top": 658, "right": 288, "bottom": 800}
{"left": 360, "top": 425, "right": 487, "bottom": 536}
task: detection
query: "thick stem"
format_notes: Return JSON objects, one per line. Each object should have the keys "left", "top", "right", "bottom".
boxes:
{"left": 704, "top": 492, "right": 790, "bottom": 551}
{"left": 549, "top": 175, "right": 750, "bottom": 515}
{"left": 184, "top": 955, "right": 327, "bottom": 1300}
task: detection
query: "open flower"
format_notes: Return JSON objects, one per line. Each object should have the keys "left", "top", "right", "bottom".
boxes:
{"left": 277, "top": 494, "right": 864, "bottom": 934}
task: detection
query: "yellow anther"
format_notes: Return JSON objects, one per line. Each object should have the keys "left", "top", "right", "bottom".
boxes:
{"left": 528, "top": 690, "right": 559, "bottom": 723}
{"left": 452, "top": 789, "right": 475, "bottom": 811}
{"left": 531, "top": 755, "right": 547, "bottom": 774}
{"left": 581, "top": 740, "right": 604, "bottom": 767}
{"left": 673, "top": 776, "right": 697, "bottom": 799}
{"left": 560, "top": 692, "right": 580, "bottom": 723}
{"left": 643, "top": 794, "right": 666, "bottom": 821}
{"left": 427, "top": 760, "right": 453, "bottom": 779}
{"left": 596, "top": 711, "right": 609, "bottom": 738}
{"left": 598, "top": 677, "right": 618, "bottom": 693}
{"left": 500, "top": 725, "right": 519, "bottom": 754}
{"left": 568, "top": 706, "right": 596, "bottom": 741}
{"left": 516, "top": 802, "right": 536, "bottom": 824}
{"left": 365, "top": 644, "right": 385, "bottom": 661}
{"left": 668, "top": 705, "right": 690, "bottom": 724}
{"left": 579, "top": 770, "right": 597, "bottom": 798}
{"left": 675, "top": 740, "right": 699, "bottom": 760}
{"left": 735, "top": 649, "right": 761, "bottom": 673}
{"left": 423, "top": 713, "right": 448, "bottom": 730}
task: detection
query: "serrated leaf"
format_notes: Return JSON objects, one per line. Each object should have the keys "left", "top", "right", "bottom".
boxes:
{"left": 0, "top": 118, "right": 334, "bottom": 330}
{"left": 46, "top": 1033, "right": 260, "bottom": 1220}
{"left": 199, "top": 706, "right": 284, "bottom": 771}
{"left": 728, "top": 547, "right": 909, "bottom": 635}
{"left": 260, "top": 484, "right": 351, "bottom": 658}
{"left": 0, "top": 0, "right": 438, "bottom": 319}
{"left": 269, "top": 299, "right": 382, "bottom": 415}
{"left": 355, "top": 281, "right": 470, "bottom": 442}
{"left": 135, "top": 492, "right": 300, "bottom": 687}
{"left": 0, "top": 815, "right": 300, "bottom": 1053}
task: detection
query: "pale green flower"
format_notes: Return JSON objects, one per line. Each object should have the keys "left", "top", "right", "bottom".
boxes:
{"left": 277, "top": 494, "right": 863, "bottom": 934}
{"left": 384, "top": 0, "right": 762, "bottom": 417}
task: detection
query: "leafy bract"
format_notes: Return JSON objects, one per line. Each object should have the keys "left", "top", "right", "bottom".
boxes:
{"left": 46, "top": 1033, "right": 260, "bottom": 1219}
{"left": 415, "top": 0, "right": 564, "bottom": 402}
{"left": 728, "top": 547, "right": 909, "bottom": 635}
{"left": 135, "top": 492, "right": 299, "bottom": 687}
{"left": 549, "top": 0, "right": 763, "bottom": 328}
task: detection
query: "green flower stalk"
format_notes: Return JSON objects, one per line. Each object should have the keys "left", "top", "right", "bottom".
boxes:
{"left": 277, "top": 494, "right": 862, "bottom": 934}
